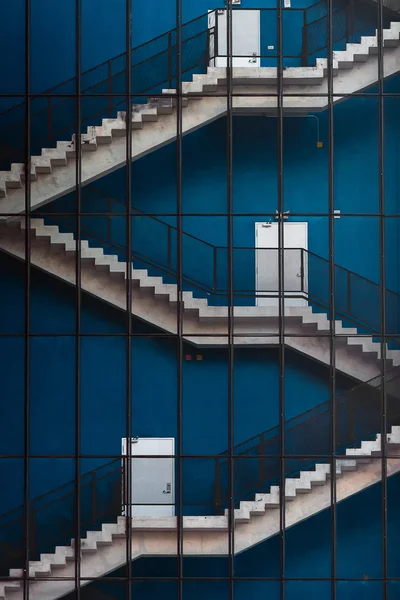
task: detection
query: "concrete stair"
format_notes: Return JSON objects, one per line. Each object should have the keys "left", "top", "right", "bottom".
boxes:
{"left": 0, "top": 216, "right": 399, "bottom": 383}
{"left": 0, "top": 21, "right": 400, "bottom": 218}
{"left": 1, "top": 426, "right": 399, "bottom": 600}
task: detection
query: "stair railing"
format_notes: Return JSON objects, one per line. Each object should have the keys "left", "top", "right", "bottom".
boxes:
{"left": 0, "top": 458, "right": 122, "bottom": 576}
{"left": 214, "top": 366, "right": 400, "bottom": 512}
{"left": 0, "top": 2, "right": 396, "bottom": 162}
{"left": 42, "top": 184, "right": 400, "bottom": 342}
{"left": 0, "top": 10, "right": 215, "bottom": 168}
{"left": 0, "top": 370, "right": 398, "bottom": 574}
{"left": 301, "top": 0, "right": 400, "bottom": 65}
{"left": 0, "top": 4, "right": 375, "bottom": 167}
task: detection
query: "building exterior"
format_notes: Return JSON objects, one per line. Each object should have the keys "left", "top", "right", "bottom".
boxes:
{"left": 0, "top": 0, "right": 400, "bottom": 598}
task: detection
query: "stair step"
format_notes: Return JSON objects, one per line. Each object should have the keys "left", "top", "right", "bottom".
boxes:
{"left": 41, "top": 147, "right": 69, "bottom": 166}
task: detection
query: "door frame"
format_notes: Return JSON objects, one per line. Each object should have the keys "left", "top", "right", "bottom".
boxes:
{"left": 208, "top": 9, "right": 261, "bottom": 68}
{"left": 255, "top": 221, "right": 309, "bottom": 307}
{"left": 121, "top": 437, "right": 175, "bottom": 517}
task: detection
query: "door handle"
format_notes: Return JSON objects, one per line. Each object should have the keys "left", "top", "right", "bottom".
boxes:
{"left": 163, "top": 483, "right": 172, "bottom": 494}
{"left": 248, "top": 52, "right": 257, "bottom": 63}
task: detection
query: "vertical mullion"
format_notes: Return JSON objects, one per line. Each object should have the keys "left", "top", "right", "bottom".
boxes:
{"left": 276, "top": 0, "right": 285, "bottom": 598}
{"left": 327, "top": 0, "right": 337, "bottom": 596}
{"left": 125, "top": 0, "right": 133, "bottom": 595}
{"left": 23, "top": 0, "right": 31, "bottom": 593}
{"left": 226, "top": 1, "right": 234, "bottom": 599}
{"left": 74, "top": 0, "right": 82, "bottom": 595}
{"left": 175, "top": 0, "right": 183, "bottom": 596}
{"left": 377, "top": 0, "right": 388, "bottom": 596}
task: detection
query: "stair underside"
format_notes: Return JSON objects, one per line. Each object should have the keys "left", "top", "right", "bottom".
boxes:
{"left": 0, "top": 37, "right": 400, "bottom": 218}
{"left": 0, "top": 219, "right": 399, "bottom": 384}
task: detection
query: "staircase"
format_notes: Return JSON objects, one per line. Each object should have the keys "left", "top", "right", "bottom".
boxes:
{"left": 215, "top": 366, "right": 400, "bottom": 510}
{"left": 0, "top": 426, "right": 399, "bottom": 600}
{"left": 1, "top": 217, "right": 399, "bottom": 380}
{"left": 0, "top": 217, "right": 399, "bottom": 382}
{"left": 0, "top": 22, "right": 400, "bottom": 218}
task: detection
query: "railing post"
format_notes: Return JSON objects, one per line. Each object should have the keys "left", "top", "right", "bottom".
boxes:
{"left": 257, "top": 434, "right": 265, "bottom": 487}
{"left": 301, "top": 12, "right": 308, "bottom": 66}
{"left": 348, "top": 393, "right": 355, "bottom": 446}
{"left": 347, "top": 270, "right": 351, "bottom": 316}
{"left": 215, "top": 10, "right": 218, "bottom": 61}
{"left": 168, "top": 31, "right": 173, "bottom": 89}
{"left": 346, "top": 0, "right": 354, "bottom": 44}
{"left": 107, "top": 60, "right": 113, "bottom": 118}
{"left": 214, "top": 458, "right": 222, "bottom": 514}
{"left": 213, "top": 246, "right": 218, "bottom": 291}
{"left": 29, "top": 500, "right": 36, "bottom": 556}
{"left": 167, "top": 226, "right": 172, "bottom": 269}
{"left": 205, "top": 28, "right": 210, "bottom": 67}
{"left": 300, "top": 249, "right": 305, "bottom": 293}
{"left": 47, "top": 97, "right": 53, "bottom": 147}
{"left": 107, "top": 197, "right": 111, "bottom": 240}
{"left": 91, "top": 471, "right": 97, "bottom": 526}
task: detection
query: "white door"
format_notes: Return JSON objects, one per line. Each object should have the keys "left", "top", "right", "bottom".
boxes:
{"left": 255, "top": 222, "right": 308, "bottom": 307}
{"left": 208, "top": 10, "right": 260, "bottom": 68}
{"left": 121, "top": 437, "right": 175, "bottom": 517}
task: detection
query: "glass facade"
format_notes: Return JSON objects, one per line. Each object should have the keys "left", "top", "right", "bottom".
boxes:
{"left": 0, "top": 0, "right": 400, "bottom": 598}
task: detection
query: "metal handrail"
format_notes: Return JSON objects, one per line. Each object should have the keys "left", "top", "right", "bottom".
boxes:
{"left": 55, "top": 186, "right": 400, "bottom": 299}
{"left": 0, "top": 3, "right": 392, "bottom": 164}
{"left": 42, "top": 183, "right": 400, "bottom": 343}
{"left": 214, "top": 366, "right": 400, "bottom": 511}
{"left": 0, "top": 9, "right": 214, "bottom": 119}
{"left": 1, "top": 373, "right": 398, "bottom": 572}
{"left": 0, "top": 458, "right": 121, "bottom": 527}
{"left": 220, "top": 367, "right": 400, "bottom": 458}
{"left": 301, "top": 0, "right": 400, "bottom": 65}
{"left": 0, "top": 10, "right": 215, "bottom": 166}
{"left": 2, "top": 4, "right": 382, "bottom": 161}
{"left": 0, "top": 458, "right": 123, "bottom": 575}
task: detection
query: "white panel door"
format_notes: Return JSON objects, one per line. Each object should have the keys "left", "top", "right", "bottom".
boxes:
{"left": 255, "top": 222, "right": 308, "bottom": 307}
{"left": 122, "top": 437, "right": 175, "bottom": 517}
{"left": 209, "top": 10, "right": 260, "bottom": 67}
